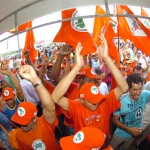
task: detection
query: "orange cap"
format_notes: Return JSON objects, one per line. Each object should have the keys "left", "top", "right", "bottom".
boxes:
{"left": 11, "top": 102, "right": 37, "bottom": 125}
{"left": 2, "top": 87, "right": 15, "bottom": 101}
{"left": 79, "top": 67, "right": 98, "bottom": 78}
{"left": 60, "top": 127, "right": 106, "bottom": 150}
{"left": 80, "top": 83, "right": 106, "bottom": 104}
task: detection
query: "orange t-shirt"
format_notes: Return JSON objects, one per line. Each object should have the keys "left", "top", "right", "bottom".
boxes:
{"left": 68, "top": 90, "right": 120, "bottom": 135}
{"left": 65, "top": 82, "right": 80, "bottom": 100}
{"left": 16, "top": 116, "right": 60, "bottom": 150}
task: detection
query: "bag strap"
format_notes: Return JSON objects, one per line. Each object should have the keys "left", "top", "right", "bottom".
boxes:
{"left": 0, "top": 124, "right": 9, "bottom": 135}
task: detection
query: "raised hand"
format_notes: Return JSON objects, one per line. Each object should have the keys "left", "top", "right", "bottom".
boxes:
{"left": 59, "top": 44, "right": 73, "bottom": 56}
{"left": 75, "top": 42, "right": 84, "bottom": 68}
{"left": 23, "top": 50, "right": 30, "bottom": 58}
{"left": 98, "top": 35, "right": 109, "bottom": 59}
{"left": 0, "top": 61, "right": 12, "bottom": 75}
{"left": 19, "top": 65, "right": 38, "bottom": 82}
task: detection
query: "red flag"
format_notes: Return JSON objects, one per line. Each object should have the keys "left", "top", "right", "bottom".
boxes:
{"left": 92, "top": 6, "right": 120, "bottom": 64}
{"left": 116, "top": 5, "right": 150, "bottom": 56}
{"left": 53, "top": 8, "right": 96, "bottom": 56}
{"left": 22, "top": 21, "right": 37, "bottom": 62}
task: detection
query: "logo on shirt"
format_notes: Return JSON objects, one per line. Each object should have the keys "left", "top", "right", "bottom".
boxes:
{"left": 85, "top": 114, "right": 101, "bottom": 125}
{"left": 32, "top": 139, "right": 46, "bottom": 150}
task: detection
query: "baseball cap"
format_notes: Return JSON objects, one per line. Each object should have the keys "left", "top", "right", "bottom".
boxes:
{"left": 13, "top": 59, "right": 21, "bottom": 70}
{"left": 2, "top": 87, "right": 15, "bottom": 101}
{"left": 60, "top": 127, "right": 106, "bottom": 150}
{"left": 11, "top": 102, "right": 37, "bottom": 125}
{"left": 80, "top": 83, "right": 106, "bottom": 104}
{"left": 79, "top": 67, "right": 99, "bottom": 78}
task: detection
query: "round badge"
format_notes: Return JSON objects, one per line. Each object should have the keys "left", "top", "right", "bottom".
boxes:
{"left": 91, "top": 86, "right": 99, "bottom": 95}
{"left": 73, "top": 131, "right": 84, "bottom": 144}
{"left": 4, "top": 90, "right": 9, "bottom": 96}
{"left": 91, "top": 69, "right": 96, "bottom": 75}
{"left": 71, "top": 10, "right": 88, "bottom": 32}
{"left": 17, "top": 107, "right": 26, "bottom": 117}
{"left": 32, "top": 139, "right": 46, "bottom": 150}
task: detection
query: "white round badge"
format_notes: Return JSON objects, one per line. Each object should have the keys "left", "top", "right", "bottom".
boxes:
{"left": 91, "top": 69, "right": 96, "bottom": 75}
{"left": 17, "top": 107, "right": 26, "bottom": 117}
{"left": 73, "top": 131, "right": 84, "bottom": 144}
{"left": 91, "top": 86, "right": 99, "bottom": 95}
{"left": 4, "top": 90, "right": 9, "bottom": 96}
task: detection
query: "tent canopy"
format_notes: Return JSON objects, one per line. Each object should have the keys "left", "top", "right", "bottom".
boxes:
{"left": 1, "top": 0, "right": 150, "bottom": 35}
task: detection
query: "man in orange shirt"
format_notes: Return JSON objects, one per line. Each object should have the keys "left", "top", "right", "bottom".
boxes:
{"left": 11, "top": 65, "right": 60, "bottom": 150}
{"left": 52, "top": 36, "right": 128, "bottom": 136}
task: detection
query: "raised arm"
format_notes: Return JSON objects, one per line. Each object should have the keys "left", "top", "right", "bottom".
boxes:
{"left": 51, "top": 44, "right": 72, "bottom": 84}
{"left": 19, "top": 65, "right": 56, "bottom": 124}
{"left": 98, "top": 36, "right": 128, "bottom": 99}
{"left": 0, "top": 61, "right": 24, "bottom": 101}
{"left": 52, "top": 43, "right": 84, "bottom": 111}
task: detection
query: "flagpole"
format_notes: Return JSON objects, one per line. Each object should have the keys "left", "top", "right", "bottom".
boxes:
{"left": 15, "top": 13, "right": 21, "bottom": 58}
{"left": 1, "top": 13, "right": 150, "bottom": 43}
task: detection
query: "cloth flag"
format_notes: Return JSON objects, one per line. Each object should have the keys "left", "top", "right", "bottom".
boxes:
{"left": 53, "top": 8, "right": 96, "bottom": 56}
{"left": 92, "top": 6, "right": 120, "bottom": 64}
{"left": 116, "top": 5, "right": 150, "bottom": 56}
{"left": 22, "top": 21, "right": 37, "bottom": 62}
{"left": 140, "top": 8, "right": 150, "bottom": 35}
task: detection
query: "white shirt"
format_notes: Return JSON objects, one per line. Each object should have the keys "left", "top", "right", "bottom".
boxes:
{"left": 98, "top": 82, "right": 109, "bottom": 95}
{"left": 20, "top": 79, "right": 40, "bottom": 106}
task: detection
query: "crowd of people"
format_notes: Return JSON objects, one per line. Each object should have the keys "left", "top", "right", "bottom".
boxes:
{"left": 0, "top": 36, "right": 150, "bottom": 150}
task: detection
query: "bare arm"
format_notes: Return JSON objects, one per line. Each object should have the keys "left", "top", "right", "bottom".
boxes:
{"left": 19, "top": 65, "right": 56, "bottom": 124}
{"left": 113, "top": 114, "right": 142, "bottom": 137}
{"left": 0, "top": 61, "right": 24, "bottom": 101}
{"left": 98, "top": 36, "right": 128, "bottom": 99}
{"left": 52, "top": 43, "right": 84, "bottom": 111}
{"left": 51, "top": 44, "right": 72, "bottom": 84}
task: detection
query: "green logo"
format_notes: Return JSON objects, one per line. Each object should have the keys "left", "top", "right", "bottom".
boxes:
{"left": 71, "top": 10, "right": 88, "bottom": 32}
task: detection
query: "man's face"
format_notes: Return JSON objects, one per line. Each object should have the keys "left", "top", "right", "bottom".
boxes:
{"left": 82, "top": 99, "right": 99, "bottom": 111}
{"left": 20, "top": 117, "right": 37, "bottom": 132}
{"left": 5, "top": 98, "right": 15, "bottom": 108}
{"left": 129, "top": 82, "right": 143, "bottom": 100}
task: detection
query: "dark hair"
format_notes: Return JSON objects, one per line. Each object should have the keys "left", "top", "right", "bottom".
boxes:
{"left": 133, "top": 65, "right": 142, "bottom": 72}
{"left": 126, "top": 73, "right": 143, "bottom": 89}
{"left": 95, "top": 68, "right": 102, "bottom": 75}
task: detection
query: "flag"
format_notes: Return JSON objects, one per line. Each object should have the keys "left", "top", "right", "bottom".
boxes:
{"left": 18, "top": 22, "right": 29, "bottom": 32}
{"left": 116, "top": 5, "right": 150, "bottom": 56}
{"left": 22, "top": 21, "right": 37, "bottom": 62}
{"left": 141, "top": 7, "right": 150, "bottom": 35}
{"left": 92, "top": 6, "right": 120, "bottom": 64}
{"left": 92, "top": 6, "right": 110, "bottom": 45}
{"left": 53, "top": 8, "right": 96, "bottom": 56}
{"left": 8, "top": 21, "right": 30, "bottom": 34}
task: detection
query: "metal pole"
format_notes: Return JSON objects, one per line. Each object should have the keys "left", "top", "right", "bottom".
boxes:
{"left": 15, "top": 13, "right": 21, "bottom": 58}
{"left": 0, "top": 13, "right": 150, "bottom": 43}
